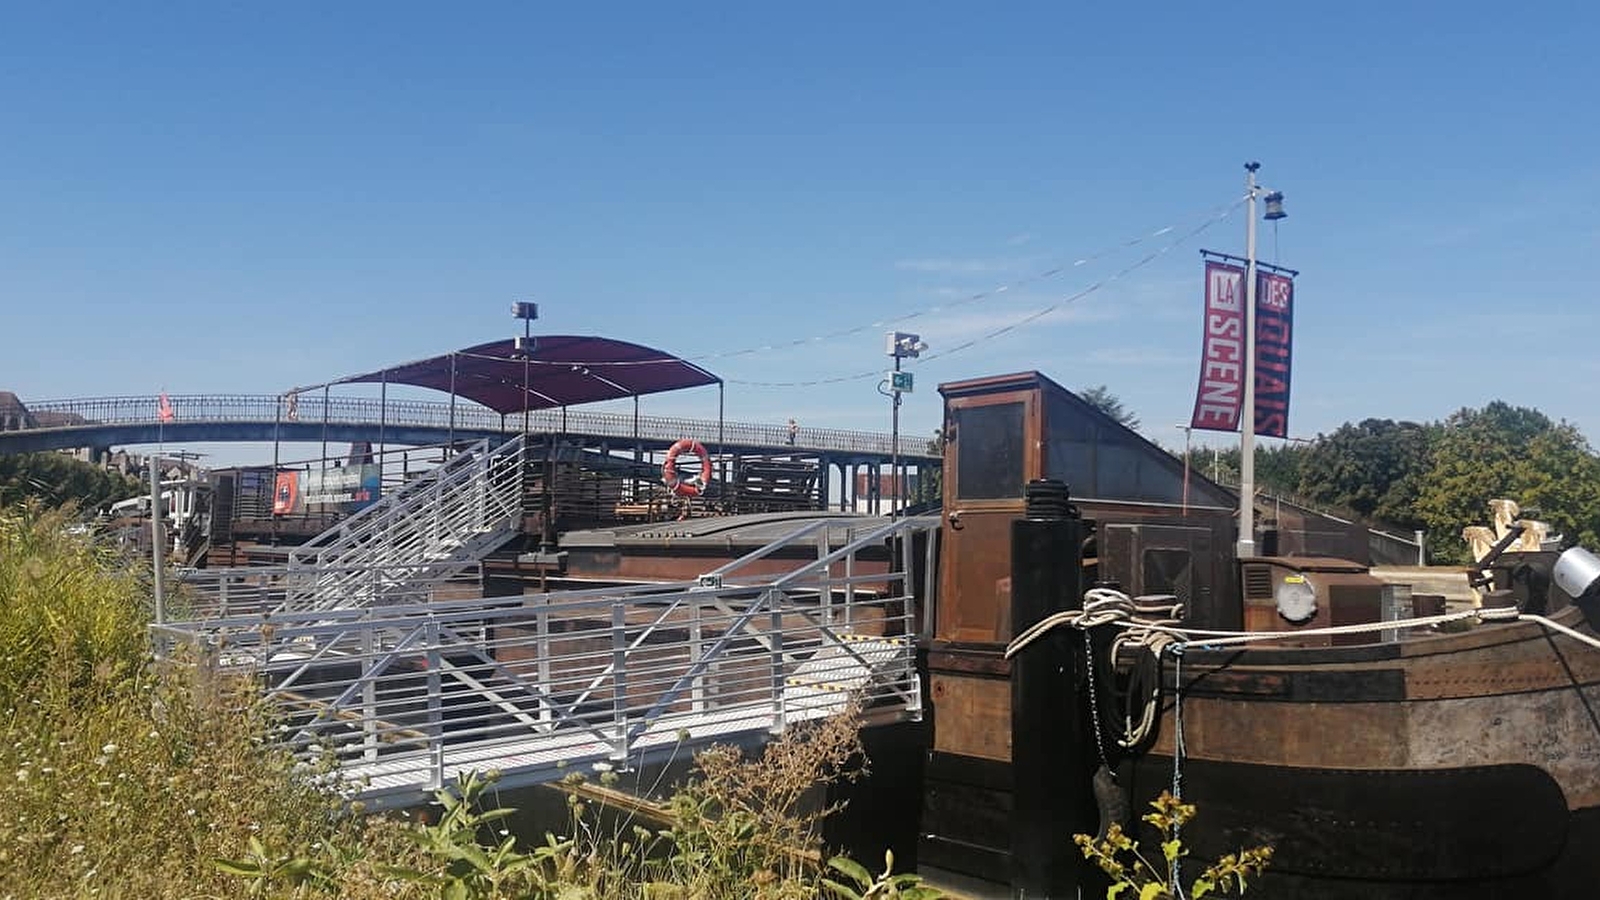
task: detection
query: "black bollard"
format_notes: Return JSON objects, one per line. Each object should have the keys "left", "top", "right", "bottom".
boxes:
{"left": 1010, "top": 479, "right": 1093, "bottom": 898}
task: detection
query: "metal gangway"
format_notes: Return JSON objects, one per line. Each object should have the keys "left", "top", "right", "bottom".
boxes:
{"left": 155, "top": 515, "right": 938, "bottom": 809}
{"left": 277, "top": 434, "right": 527, "bottom": 614}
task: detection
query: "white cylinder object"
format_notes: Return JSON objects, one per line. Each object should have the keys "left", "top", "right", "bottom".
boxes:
{"left": 1553, "top": 546, "right": 1600, "bottom": 599}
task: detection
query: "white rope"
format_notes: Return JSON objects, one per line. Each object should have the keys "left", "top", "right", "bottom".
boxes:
{"left": 1004, "top": 593, "right": 1549, "bottom": 660}
{"left": 1517, "top": 612, "right": 1600, "bottom": 654}
{"left": 1005, "top": 589, "right": 1182, "bottom": 749}
{"left": 1004, "top": 593, "right": 1600, "bottom": 748}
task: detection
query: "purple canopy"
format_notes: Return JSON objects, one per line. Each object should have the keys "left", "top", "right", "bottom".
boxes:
{"left": 331, "top": 336, "right": 720, "bottom": 414}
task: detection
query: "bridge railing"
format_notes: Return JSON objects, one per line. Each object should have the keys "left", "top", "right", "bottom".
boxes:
{"left": 153, "top": 514, "right": 937, "bottom": 805}
{"left": 17, "top": 394, "right": 936, "bottom": 458}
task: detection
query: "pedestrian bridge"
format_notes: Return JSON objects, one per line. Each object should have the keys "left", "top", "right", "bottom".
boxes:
{"left": 153, "top": 515, "right": 936, "bottom": 809}
{"left": 0, "top": 393, "right": 935, "bottom": 462}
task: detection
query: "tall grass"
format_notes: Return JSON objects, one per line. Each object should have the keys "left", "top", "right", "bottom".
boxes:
{"left": 0, "top": 502, "right": 934, "bottom": 899}
{"left": 0, "top": 504, "right": 421, "bottom": 899}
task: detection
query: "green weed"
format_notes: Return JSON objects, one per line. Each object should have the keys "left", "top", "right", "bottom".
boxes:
{"left": 1074, "top": 791, "right": 1273, "bottom": 899}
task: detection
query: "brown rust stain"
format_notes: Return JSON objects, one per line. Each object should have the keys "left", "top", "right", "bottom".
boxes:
{"left": 1151, "top": 698, "right": 1410, "bottom": 768}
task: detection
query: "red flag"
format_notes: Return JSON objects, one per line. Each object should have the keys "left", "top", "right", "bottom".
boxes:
{"left": 157, "top": 392, "right": 174, "bottom": 423}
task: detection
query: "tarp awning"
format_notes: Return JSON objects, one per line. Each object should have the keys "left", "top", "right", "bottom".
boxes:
{"left": 327, "top": 336, "right": 720, "bottom": 414}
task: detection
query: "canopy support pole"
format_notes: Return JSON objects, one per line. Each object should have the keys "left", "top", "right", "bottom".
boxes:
{"left": 448, "top": 353, "right": 458, "bottom": 450}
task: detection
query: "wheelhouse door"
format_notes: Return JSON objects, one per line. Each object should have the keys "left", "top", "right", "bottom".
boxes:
{"left": 936, "top": 389, "right": 1039, "bottom": 644}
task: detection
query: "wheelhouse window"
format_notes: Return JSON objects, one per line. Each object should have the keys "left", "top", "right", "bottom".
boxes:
{"left": 954, "top": 402, "right": 1026, "bottom": 500}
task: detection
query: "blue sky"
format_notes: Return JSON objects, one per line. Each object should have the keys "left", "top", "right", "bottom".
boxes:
{"left": 5, "top": 3, "right": 1600, "bottom": 464}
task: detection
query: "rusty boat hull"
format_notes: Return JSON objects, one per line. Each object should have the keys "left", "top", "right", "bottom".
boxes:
{"left": 1117, "top": 603, "right": 1600, "bottom": 897}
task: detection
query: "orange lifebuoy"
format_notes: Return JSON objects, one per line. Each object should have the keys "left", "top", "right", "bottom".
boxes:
{"left": 663, "top": 439, "right": 712, "bottom": 498}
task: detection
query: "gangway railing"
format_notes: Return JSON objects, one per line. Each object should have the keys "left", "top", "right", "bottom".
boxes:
{"left": 267, "top": 435, "right": 526, "bottom": 614}
{"left": 154, "top": 515, "right": 939, "bottom": 809}
{"left": 174, "top": 563, "right": 484, "bottom": 620}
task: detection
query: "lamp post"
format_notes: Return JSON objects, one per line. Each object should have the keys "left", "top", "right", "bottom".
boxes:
{"left": 511, "top": 301, "right": 553, "bottom": 550}
{"left": 1237, "top": 162, "right": 1287, "bottom": 559}
{"left": 512, "top": 301, "right": 539, "bottom": 434}
{"left": 1174, "top": 424, "right": 1193, "bottom": 517}
{"left": 883, "top": 331, "right": 926, "bottom": 517}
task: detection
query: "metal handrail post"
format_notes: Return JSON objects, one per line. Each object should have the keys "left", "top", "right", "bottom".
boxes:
{"left": 610, "top": 601, "right": 629, "bottom": 762}
{"left": 361, "top": 624, "right": 378, "bottom": 762}
{"left": 690, "top": 598, "right": 705, "bottom": 714}
{"left": 815, "top": 527, "right": 833, "bottom": 626}
{"left": 842, "top": 550, "right": 853, "bottom": 632}
{"left": 769, "top": 604, "right": 786, "bottom": 734}
{"left": 426, "top": 616, "right": 444, "bottom": 790}
{"left": 536, "top": 598, "right": 552, "bottom": 730}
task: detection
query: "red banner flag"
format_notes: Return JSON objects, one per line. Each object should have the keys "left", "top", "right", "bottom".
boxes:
{"left": 1253, "top": 271, "right": 1294, "bottom": 438}
{"left": 157, "top": 392, "right": 175, "bottom": 423}
{"left": 1190, "top": 261, "right": 1246, "bottom": 432}
{"left": 272, "top": 471, "right": 303, "bottom": 515}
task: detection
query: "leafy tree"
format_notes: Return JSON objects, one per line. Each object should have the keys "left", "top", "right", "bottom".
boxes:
{"left": 1413, "top": 402, "right": 1600, "bottom": 564}
{"left": 0, "top": 452, "right": 143, "bottom": 510}
{"left": 1256, "top": 442, "right": 1308, "bottom": 496}
{"left": 1292, "top": 419, "right": 1432, "bottom": 528}
{"left": 1185, "top": 445, "right": 1240, "bottom": 486}
{"left": 1080, "top": 385, "right": 1140, "bottom": 430}
{"left": 914, "top": 427, "right": 945, "bottom": 506}
{"left": 1181, "top": 442, "right": 1309, "bottom": 502}
{"left": 1178, "top": 403, "right": 1600, "bottom": 564}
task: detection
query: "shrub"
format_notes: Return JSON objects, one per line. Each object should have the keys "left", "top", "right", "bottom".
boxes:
{"left": 1074, "top": 791, "right": 1273, "bottom": 899}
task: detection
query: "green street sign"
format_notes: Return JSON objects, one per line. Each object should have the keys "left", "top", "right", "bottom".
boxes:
{"left": 890, "top": 371, "right": 914, "bottom": 393}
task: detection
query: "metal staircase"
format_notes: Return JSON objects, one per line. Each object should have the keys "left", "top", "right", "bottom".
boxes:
{"left": 276, "top": 435, "right": 527, "bottom": 614}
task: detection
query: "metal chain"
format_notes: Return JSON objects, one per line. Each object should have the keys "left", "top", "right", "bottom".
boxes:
{"left": 1170, "top": 646, "right": 1186, "bottom": 894}
{"left": 1082, "top": 630, "right": 1114, "bottom": 774}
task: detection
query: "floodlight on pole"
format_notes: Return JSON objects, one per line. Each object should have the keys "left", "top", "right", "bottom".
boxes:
{"left": 883, "top": 331, "right": 927, "bottom": 517}
{"left": 511, "top": 302, "right": 539, "bottom": 434}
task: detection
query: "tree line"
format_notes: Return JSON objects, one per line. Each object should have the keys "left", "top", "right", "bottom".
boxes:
{"left": 1184, "top": 402, "right": 1600, "bottom": 564}
{"left": 0, "top": 452, "right": 143, "bottom": 511}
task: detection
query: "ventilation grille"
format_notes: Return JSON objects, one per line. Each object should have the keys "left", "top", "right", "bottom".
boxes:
{"left": 1243, "top": 565, "right": 1274, "bottom": 600}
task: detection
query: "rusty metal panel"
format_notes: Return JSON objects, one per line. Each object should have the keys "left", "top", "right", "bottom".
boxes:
{"left": 929, "top": 672, "right": 1012, "bottom": 761}
{"left": 1151, "top": 695, "right": 1411, "bottom": 768}
{"left": 1100, "top": 522, "right": 1223, "bottom": 626}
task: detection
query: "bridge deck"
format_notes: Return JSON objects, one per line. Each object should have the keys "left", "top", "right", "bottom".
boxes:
{"left": 1, "top": 393, "right": 938, "bottom": 461}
